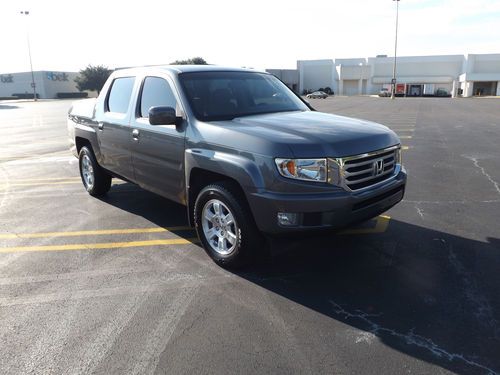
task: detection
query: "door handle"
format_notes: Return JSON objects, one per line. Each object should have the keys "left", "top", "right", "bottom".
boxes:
{"left": 132, "top": 129, "right": 140, "bottom": 140}
{"left": 98, "top": 122, "right": 104, "bottom": 130}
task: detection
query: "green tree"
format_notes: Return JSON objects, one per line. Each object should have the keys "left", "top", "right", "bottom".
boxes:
{"left": 170, "top": 57, "right": 208, "bottom": 65}
{"left": 74, "top": 65, "right": 112, "bottom": 94}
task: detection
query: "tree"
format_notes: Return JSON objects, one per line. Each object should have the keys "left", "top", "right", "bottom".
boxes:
{"left": 170, "top": 57, "right": 208, "bottom": 65}
{"left": 74, "top": 65, "right": 112, "bottom": 94}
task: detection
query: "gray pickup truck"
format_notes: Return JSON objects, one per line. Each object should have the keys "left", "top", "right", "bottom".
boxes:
{"left": 68, "top": 65, "right": 406, "bottom": 267}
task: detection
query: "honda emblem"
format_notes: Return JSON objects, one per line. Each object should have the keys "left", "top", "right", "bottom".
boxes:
{"left": 373, "top": 159, "right": 384, "bottom": 176}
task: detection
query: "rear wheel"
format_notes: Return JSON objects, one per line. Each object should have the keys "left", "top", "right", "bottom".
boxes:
{"left": 79, "top": 146, "right": 111, "bottom": 196}
{"left": 194, "top": 182, "right": 264, "bottom": 268}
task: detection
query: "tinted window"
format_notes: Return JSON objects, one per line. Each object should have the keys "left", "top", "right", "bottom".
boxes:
{"left": 179, "top": 71, "right": 308, "bottom": 121}
{"left": 139, "top": 77, "right": 177, "bottom": 118}
{"left": 107, "top": 77, "right": 135, "bottom": 114}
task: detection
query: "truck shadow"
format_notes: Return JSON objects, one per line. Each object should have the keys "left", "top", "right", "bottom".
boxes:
{"left": 102, "top": 183, "right": 500, "bottom": 375}
{"left": 239, "top": 229, "right": 500, "bottom": 375}
{"left": 0, "top": 104, "right": 19, "bottom": 110}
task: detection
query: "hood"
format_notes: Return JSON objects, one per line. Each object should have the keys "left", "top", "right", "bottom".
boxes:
{"left": 203, "top": 110, "right": 400, "bottom": 158}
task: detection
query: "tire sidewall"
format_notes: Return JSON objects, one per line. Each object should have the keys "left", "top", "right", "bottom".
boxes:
{"left": 79, "top": 147, "right": 96, "bottom": 193}
{"left": 78, "top": 146, "right": 111, "bottom": 196}
{"left": 194, "top": 185, "right": 250, "bottom": 267}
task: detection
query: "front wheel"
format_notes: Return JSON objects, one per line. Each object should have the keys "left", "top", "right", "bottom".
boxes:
{"left": 79, "top": 146, "right": 111, "bottom": 196}
{"left": 194, "top": 182, "right": 264, "bottom": 268}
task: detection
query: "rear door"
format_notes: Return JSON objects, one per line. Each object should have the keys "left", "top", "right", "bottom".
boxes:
{"left": 98, "top": 76, "right": 136, "bottom": 180}
{"left": 130, "top": 75, "right": 186, "bottom": 203}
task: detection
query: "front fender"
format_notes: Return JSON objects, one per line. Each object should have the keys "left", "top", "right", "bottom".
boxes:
{"left": 184, "top": 148, "right": 271, "bottom": 226}
{"left": 185, "top": 148, "right": 266, "bottom": 190}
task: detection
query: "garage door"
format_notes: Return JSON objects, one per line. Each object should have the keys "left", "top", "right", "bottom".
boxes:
{"left": 343, "top": 80, "right": 358, "bottom": 96}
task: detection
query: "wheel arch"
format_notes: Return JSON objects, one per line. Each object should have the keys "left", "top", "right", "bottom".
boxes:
{"left": 185, "top": 149, "right": 264, "bottom": 227}
{"left": 187, "top": 168, "right": 251, "bottom": 227}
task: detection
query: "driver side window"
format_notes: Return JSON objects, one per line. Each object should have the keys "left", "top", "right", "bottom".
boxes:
{"left": 139, "top": 77, "right": 177, "bottom": 118}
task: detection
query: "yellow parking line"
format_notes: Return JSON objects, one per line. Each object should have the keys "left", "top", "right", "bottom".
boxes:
{"left": 402, "top": 146, "right": 410, "bottom": 150}
{"left": 0, "top": 238, "right": 198, "bottom": 254}
{"left": 338, "top": 215, "right": 390, "bottom": 235}
{"left": 398, "top": 135, "right": 413, "bottom": 139}
{"left": 392, "top": 129, "right": 415, "bottom": 132}
{"left": 0, "top": 226, "right": 192, "bottom": 239}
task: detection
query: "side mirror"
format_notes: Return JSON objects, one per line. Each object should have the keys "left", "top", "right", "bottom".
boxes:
{"left": 149, "top": 106, "right": 177, "bottom": 125}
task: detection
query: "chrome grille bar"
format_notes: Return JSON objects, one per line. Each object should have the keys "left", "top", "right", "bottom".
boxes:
{"left": 330, "top": 145, "right": 401, "bottom": 191}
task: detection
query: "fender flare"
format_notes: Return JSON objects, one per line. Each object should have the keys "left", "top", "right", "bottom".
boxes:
{"left": 184, "top": 148, "right": 265, "bottom": 224}
{"left": 74, "top": 121, "right": 102, "bottom": 161}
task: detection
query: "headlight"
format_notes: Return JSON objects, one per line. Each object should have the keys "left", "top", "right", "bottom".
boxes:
{"left": 275, "top": 158, "right": 327, "bottom": 182}
{"left": 395, "top": 146, "right": 402, "bottom": 165}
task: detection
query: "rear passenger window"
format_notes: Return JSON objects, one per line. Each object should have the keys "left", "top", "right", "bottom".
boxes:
{"left": 107, "top": 77, "right": 135, "bottom": 114}
{"left": 139, "top": 77, "right": 177, "bottom": 118}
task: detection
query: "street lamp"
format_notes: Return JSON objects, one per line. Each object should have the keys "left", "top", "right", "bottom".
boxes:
{"left": 391, "top": 0, "right": 400, "bottom": 100}
{"left": 20, "top": 10, "right": 37, "bottom": 102}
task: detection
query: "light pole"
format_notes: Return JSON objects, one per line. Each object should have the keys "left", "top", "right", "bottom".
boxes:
{"left": 391, "top": 0, "right": 400, "bottom": 100}
{"left": 20, "top": 10, "right": 37, "bottom": 101}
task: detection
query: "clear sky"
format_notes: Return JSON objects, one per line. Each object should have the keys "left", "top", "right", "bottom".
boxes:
{"left": 1, "top": 0, "right": 499, "bottom": 73}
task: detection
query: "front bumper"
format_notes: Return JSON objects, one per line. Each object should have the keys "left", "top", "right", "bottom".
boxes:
{"left": 246, "top": 168, "right": 406, "bottom": 234}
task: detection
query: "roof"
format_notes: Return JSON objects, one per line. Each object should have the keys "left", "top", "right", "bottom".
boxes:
{"left": 116, "top": 65, "right": 263, "bottom": 75}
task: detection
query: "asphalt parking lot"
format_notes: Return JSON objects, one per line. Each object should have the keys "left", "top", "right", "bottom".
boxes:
{"left": 1, "top": 97, "right": 499, "bottom": 374}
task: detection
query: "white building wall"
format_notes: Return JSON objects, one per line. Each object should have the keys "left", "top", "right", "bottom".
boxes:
{"left": 296, "top": 54, "right": 499, "bottom": 97}
{"left": 297, "top": 60, "right": 336, "bottom": 94}
{"left": 459, "top": 54, "right": 500, "bottom": 96}
{"left": 266, "top": 69, "right": 299, "bottom": 92}
{"left": 369, "top": 55, "right": 464, "bottom": 95}
{"left": 0, "top": 72, "right": 43, "bottom": 98}
{"left": 0, "top": 71, "right": 79, "bottom": 98}
{"left": 43, "top": 72, "right": 79, "bottom": 98}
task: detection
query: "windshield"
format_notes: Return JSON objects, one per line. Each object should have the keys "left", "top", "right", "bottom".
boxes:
{"left": 179, "top": 71, "right": 309, "bottom": 121}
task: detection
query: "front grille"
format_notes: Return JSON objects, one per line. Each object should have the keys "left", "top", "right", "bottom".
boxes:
{"left": 339, "top": 147, "right": 399, "bottom": 191}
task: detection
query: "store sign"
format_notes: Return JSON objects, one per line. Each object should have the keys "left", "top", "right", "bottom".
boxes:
{"left": 47, "top": 72, "right": 69, "bottom": 81}
{"left": 0, "top": 74, "right": 14, "bottom": 83}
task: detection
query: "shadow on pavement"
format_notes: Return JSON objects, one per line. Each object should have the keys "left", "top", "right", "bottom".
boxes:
{"left": 0, "top": 104, "right": 19, "bottom": 110}
{"left": 102, "top": 183, "right": 500, "bottom": 375}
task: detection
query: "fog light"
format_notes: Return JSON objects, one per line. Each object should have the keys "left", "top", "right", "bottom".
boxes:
{"left": 277, "top": 212, "right": 299, "bottom": 226}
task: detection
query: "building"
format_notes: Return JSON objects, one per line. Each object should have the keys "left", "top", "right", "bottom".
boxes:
{"left": 297, "top": 54, "right": 500, "bottom": 97}
{"left": 459, "top": 54, "right": 500, "bottom": 97}
{"left": 0, "top": 71, "right": 82, "bottom": 99}
{"left": 265, "top": 69, "right": 299, "bottom": 93}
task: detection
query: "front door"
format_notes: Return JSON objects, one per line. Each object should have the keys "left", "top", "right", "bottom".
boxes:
{"left": 130, "top": 76, "right": 186, "bottom": 204}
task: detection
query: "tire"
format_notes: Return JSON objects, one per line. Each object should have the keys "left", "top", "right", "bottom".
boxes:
{"left": 194, "top": 182, "right": 264, "bottom": 268}
{"left": 78, "top": 146, "right": 112, "bottom": 196}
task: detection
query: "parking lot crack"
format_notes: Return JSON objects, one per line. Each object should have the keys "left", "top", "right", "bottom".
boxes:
{"left": 330, "top": 301, "right": 498, "bottom": 374}
{"left": 447, "top": 248, "right": 500, "bottom": 339}
{"left": 415, "top": 204, "right": 425, "bottom": 219}
{"left": 463, "top": 155, "right": 500, "bottom": 196}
